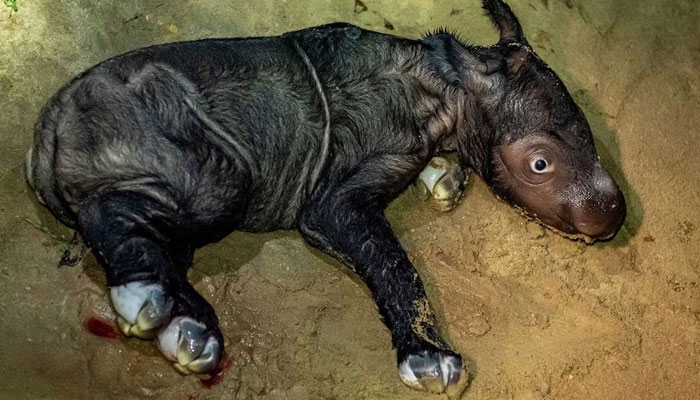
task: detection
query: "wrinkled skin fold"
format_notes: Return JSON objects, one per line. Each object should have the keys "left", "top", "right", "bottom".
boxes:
{"left": 26, "top": 0, "right": 625, "bottom": 396}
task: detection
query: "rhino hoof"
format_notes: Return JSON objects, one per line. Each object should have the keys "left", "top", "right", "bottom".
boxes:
{"left": 398, "top": 349, "right": 469, "bottom": 398}
{"left": 157, "top": 316, "right": 223, "bottom": 375}
{"left": 414, "top": 156, "right": 468, "bottom": 212}
{"left": 111, "top": 281, "right": 173, "bottom": 339}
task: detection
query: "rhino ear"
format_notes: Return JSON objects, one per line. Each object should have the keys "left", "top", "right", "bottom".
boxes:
{"left": 458, "top": 52, "right": 508, "bottom": 97}
{"left": 424, "top": 35, "right": 505, "bottom": 95}
{"left": 482, "top": 0, "right": 528, "bottom": 45}
{"left": 459, "top": 50, "right": 507, "bottom": 95}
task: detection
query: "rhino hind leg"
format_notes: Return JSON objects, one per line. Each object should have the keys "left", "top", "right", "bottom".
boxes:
{"left": 77, "top": 190, "right": 224, "bottom": 375}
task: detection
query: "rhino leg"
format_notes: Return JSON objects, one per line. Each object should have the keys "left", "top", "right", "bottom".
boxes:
{"left": 300, "top": 154, "right": 469, "bottom": 397}
{"left": 77, "top": 190, "right": 223, "bottom": 375}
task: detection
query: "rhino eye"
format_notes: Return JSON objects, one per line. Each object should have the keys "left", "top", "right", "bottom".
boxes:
{"left": 532, "top": 158, "right": 548, "bottom": 173}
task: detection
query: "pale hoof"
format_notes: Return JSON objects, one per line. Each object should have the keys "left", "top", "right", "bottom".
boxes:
{"left": 414, "top": 156, "right": 468, "bottom": 212}
{"left": 398, "top": 350, "right": 469, "bottom": 398}
{"left": 157, "top": 316, "right": 223, "bottom": 375}
{"left": 110, "top": 281, "right": 173, "bottom": 339}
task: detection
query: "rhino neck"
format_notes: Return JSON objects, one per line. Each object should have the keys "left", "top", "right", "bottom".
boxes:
{"left": 453, "top": 88, "right": 499, "bottom": 183}
{"left": 416, "top": 34, "right": 499, "bottom": 182}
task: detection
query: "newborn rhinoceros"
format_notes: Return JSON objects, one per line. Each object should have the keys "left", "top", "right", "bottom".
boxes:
{"left": 26, "top": 0, "right": 625, "bottom": 396}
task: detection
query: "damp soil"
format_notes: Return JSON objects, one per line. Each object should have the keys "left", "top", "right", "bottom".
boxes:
{"left": 1, "top": 1, "right": 699, "bottom": 399}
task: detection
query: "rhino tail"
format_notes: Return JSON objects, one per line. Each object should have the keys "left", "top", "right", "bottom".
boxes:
{"left": 28, "top": 93, "right": 78, "bottom": 228}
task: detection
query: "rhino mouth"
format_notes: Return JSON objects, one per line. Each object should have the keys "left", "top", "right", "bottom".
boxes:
{"left": 521, "top": 201, "right": 625, "bottom": 244}
{"left": 505, "top": 200, "right": 600, "bottom": 244}
{"left": 492, "top": 191, "right": 619, "bottom": 244}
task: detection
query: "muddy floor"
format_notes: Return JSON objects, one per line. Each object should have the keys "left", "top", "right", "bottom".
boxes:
{"left": 1, "top": 0, "right": 699, "bottom": 399}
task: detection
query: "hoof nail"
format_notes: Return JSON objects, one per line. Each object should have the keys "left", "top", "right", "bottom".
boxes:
{"left": 415, "top": 157, "right": 468, "bottom": 212}
{"left": 186, "top": 336, "right": 222, "bottom": 374}
{"left": 157, "top": 316, "right": 222, "bottom": 375}
{"left": 110, "top": 282, "right": 173, "bottom": 339}
{"left": 399, "top": 350, "right": 469, "bottom": 397}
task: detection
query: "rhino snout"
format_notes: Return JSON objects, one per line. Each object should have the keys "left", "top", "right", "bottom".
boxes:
{"left": 569, "top": 165, "right": 626, "bottom": 239}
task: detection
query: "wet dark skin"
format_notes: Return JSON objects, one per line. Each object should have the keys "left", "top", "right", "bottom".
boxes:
{"left": 491, "top": 57, "right": 626, "bottom": 243}
{"left": 28, "top": 0, "right": 625, "bottom": 397}
{"left": 495, "top": 135, "right": 625, "bottom": 241}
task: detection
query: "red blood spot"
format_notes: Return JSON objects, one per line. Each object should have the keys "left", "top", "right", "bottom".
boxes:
{"left": 200, "top": 353, "right": 232, "bottom": 389}
{"left": 83, "top": 316, "right": 120, "bottom": 339}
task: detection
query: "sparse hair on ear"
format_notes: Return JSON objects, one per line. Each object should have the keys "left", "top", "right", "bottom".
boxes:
{"left": 423, "top": 33, "right": 507, "bottom": 95}
{"left": 482, "top": 0, "right": 527, "bottom": 45}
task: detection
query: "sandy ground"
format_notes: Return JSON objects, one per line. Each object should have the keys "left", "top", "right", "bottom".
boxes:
{"left": 1, "top": 0, "right": 699, "bottom": 399}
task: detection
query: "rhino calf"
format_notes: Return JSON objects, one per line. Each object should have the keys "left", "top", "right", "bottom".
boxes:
{"left": 27, "top": 0, "right": 624, "bottom": 395}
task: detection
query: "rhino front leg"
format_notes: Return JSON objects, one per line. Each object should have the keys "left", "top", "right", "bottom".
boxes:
{"left": 413, "top": 156, "right": 468, "bottom": 212}
{"left": 299, "top": 155, "right": 469, "bottom": 397}
{"left": 77, "top": 191, "right": 223, "bottom": 375}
